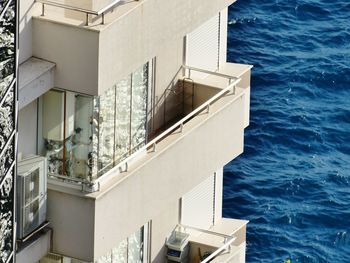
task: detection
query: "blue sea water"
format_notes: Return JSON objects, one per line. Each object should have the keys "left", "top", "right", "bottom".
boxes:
{"left": 223, "top": 0, "right": 350, "bottom": 262}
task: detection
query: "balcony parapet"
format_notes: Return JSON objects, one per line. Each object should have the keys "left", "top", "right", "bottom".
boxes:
{"left": 32, "top": 0, "right": 237, "bottom": 95}
{"left": 36, "top": 0, "right": 140, "bottom": 26}
{"left": 169, "top": 218, "right": 248, "bottom": 263}
{"left": 45, "top": 64, "right": 250, "bottom": 261}
{"left": 46, "top": 64, "right": 245, "bottom": 193}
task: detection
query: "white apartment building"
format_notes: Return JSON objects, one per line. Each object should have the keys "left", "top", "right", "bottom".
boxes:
{"left": 14, "top": 0, "right": 252, "bottom": 262}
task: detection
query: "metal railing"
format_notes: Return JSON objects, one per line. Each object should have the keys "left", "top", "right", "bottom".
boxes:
{"left": 182, "top": 65, "right": 238, "bottom": 86}
{"left": 36, "top": 0, "right": 134, "bottom": 25}
{"left": 177, "top": 224, "right": 236, "bottom": 263}
{"left": 95, "top": 66, "right": 241, "bottom": 190}
{"left": 47, "top": 65, "right": 241, "bottom": 192}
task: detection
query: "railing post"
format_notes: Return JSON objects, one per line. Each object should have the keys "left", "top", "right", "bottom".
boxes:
{"left": 102, "top": 13, "right": 105, "bottom": 24}
{"left": 206, "top": 104, "right": 210, "bottom": 113}
{"left": 85, "top": 13, "right": 89, "bottom": 26}
{"left": 41, "top": 3, "right": 45, "bottom": 16}
{"left": 153, "top": 143, "right": 156, "bottom": 152}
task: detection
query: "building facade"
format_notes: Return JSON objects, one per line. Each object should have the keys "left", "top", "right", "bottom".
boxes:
{"left": 5, "top": 0, "right": 252, "bottom": 262}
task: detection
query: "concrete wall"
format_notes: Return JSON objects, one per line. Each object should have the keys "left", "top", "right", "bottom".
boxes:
{"left": 19, "top": 0, "right": 35, "bottom": 64}
{"left": 47, "top": 189, "right": 95, "bottom": 261}
{"left": 98, "top": 0, "right": 235, "bottom": 95}
{"left": 18, "top": 100, "right": 37, "bottom": 158}
{"left": 150, "top": 200, "right": 179, "bottom": 263}
{"left": 46, "top": 89, "right": 245, "bottom": 261}
{"left": 92, "top": 90, "right": 245, "bottom": 260}
{"left": 32, "top": 0, "right": 235, "bottom": 96}
{"left": 16, "top": 229, "right": 51, "bottom": 263}
{"left": 32, "top": 18, "right": 99, "bottom": 95}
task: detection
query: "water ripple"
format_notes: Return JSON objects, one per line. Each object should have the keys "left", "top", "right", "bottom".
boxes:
{"left": 224, "top": 0, "right": 350, "bottom": 262}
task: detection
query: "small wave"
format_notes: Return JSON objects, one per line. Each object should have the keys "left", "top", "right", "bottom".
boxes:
{"left": 224, "top": 0, "right": 350, "bottom": 261}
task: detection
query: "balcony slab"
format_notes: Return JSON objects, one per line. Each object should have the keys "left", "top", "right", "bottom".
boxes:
{"left": 18, "top": 57, "right": 55, "bottom": 110}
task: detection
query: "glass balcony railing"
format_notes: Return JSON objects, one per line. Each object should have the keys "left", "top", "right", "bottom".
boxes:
{"left": 42, "top": 64, "right": 241, "bottom": 191}
{"left": 38, "top": 62, "right": 152, "bottom": 189}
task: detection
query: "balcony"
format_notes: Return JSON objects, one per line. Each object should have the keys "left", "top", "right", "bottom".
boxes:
{"left": 30, "top": 0, "right": 236, "bottom": 95}
{"left": 167, "top": 218, "right": 248, "bottom": 263}
{"left": 43, "top": 63, "right": 252, "bottom": 261}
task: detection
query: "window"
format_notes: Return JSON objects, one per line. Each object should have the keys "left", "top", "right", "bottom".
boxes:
{"left": 37, "top": 61, "right": 153, "bottom": 182}
{"left": 95, "top": 224, "right": 148, "bottom": 263}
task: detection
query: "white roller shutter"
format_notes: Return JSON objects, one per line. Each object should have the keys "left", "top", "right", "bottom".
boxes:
{"left": 186, "top": 14, "right": 220, "bottom": 77}
{"left": 181, "top": 175, "right": 215, "bottom": 229}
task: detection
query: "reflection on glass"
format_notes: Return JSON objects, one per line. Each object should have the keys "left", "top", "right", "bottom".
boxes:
{"left": 131, "top": 64, "right": 148, "bottom": 153}
{"left": 112, "top": 238, "right": 128, "bottom": 262}
{"left": 97, "top": 86, "right": 116, "bottom": 174}
{"left": 41, "top": 90, "right": 65, "bottom": 175}
{"left": 39, "top": 61, "right": 152, "bottom": 181}
{"left": 72, "top": 95, "right": 94, "bottom": 179}
{"left": 95, "top": 227, "right": 143, "bottom": 263}
{"left": 40, "top": 90, "right": 95, "bottom": 180}
{"left": 115, "top": 77, "right": 131, "bottom": 162}
{"left": 128, "top": 228, "right": 143, "bottom": 263}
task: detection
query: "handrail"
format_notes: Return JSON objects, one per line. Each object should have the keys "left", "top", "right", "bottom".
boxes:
{"left": 47, "top": 66, "right": 242, "bottom": 192}
{"left": 146, "top": 78, "right": 240, "bottom": 148}
{"left": 201, "top": 237, "right": 236, "bottom": 263}
{"left": 178, "top": 224, "right": 232, "bottom": 239}
{"left": 35, "top": 0, "right": 125, "bottom": 25}
{"left": 176, "top": 223, "right": 236, "bottom": 263}
{"left": 96, "top": 72, "right": 241, "bottom": 189}
{"left": 182, "top": 65, "right": 237, "bottom": 82}
{"left": 36, "top": 0, "right": 96, "bottom": 15}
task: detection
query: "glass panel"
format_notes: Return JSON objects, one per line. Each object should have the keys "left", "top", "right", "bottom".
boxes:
{"left": 112, "top": 238, "right": 128, "bottom": 262}
{"left": 115, "top": 76, "right": 131, "bottom": 162}
{"left": 131, "top": 63, "right": 148, "bottom": 153}
{"left": 64, "top": 91, "right": 76, "bottom": 177}
{"left": 94, "top": 226, "right": 144, "bottom": 263}
{"left": 97, "top": 86, "right": 116, "bottom": 175}
{"left": 72, "top": 95, "right": 94, "bottom": 180}
{"left": 127, "top": 228, "right": 143, "bottom": 263}
{"left": 91, "top": 96, "right": 99, "bottom": 178}
{"left": 41, "top": 90, "right": 65, "bottom": 175}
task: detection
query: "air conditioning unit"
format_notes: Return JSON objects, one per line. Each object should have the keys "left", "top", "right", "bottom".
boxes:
{"left": 17, "top": 156, "right": 47, "bottom": 239}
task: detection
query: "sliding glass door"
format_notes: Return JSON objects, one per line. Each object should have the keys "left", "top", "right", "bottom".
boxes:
{"left": 38, "top": 60, "right": 154, "bottom": 181}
